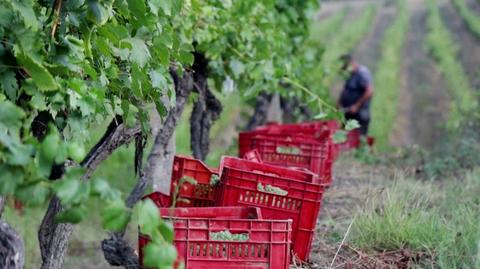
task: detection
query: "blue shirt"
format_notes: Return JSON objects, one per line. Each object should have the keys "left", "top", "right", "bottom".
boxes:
{"left": 339, "top": 65, "right": 373, "bottom": 114}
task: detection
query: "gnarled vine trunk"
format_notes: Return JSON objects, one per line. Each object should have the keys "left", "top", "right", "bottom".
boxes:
{"left": 0, "top": 219, "right": 24, "bottom": 269}
{"left": 190, "top": 53, "right": 222, "bottom": 161}
{"left": 247, "top": 92, "right": 312, "bottom": 130}
{"left": 280, "top": 96, "right": 312, "bottom": 123}
{"left": 0, "top": 196, "right": 25, "bottom": 269}
{"left": 38, "top": 118, "right": 142, "bottom": 269}
{"left": 245, "top": 91, "right": 273, "bottom": 131}
{"left": 101, "top": 68, "right": 194, "bottom": 268}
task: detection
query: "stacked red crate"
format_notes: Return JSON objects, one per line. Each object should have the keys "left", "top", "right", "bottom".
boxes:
{"left": 239, "top": 126, "right": 334, "bottom": 186}
{"left": 139, "top": 206, "right": 292, "bottom": 269}
{"left": 218, "top": 157, "right": 325, "bottom": 262}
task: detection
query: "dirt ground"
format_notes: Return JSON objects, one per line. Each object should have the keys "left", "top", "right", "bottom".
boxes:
{"left": 306, "top": 156, "right": 406, "bottom": 269}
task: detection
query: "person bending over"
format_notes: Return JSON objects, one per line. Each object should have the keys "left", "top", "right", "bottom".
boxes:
{"left": 337, "top": 54, "right": 374, "bottom": 136}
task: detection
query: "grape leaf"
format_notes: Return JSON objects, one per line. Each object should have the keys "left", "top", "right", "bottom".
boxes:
{"left": 178, "top": 50, "right": 194, "bottom": 66}
{"left": 91, "top": 178, "right": 121, "bottom": 200}
{"left": 138, "top": 199, "right": 162, "bottom": 236}
{"left": 126, "top": 38, "right": 151, "bottom": 67}
{"left": 0, "top": 101, "right": 25, "bottom": 129}
{"left": 54, "top": 179, "right": 81, "bottom": 205}
{"left": 345, "top": 119, "right": 360, "bottom": 131}
{"left": 150, "top": 69, "right": 168, "bottom": 89}
{"left": 159, "top": 221, "right": 174, "bottom": 243}
{"left": 14, "top": 48, "right": 58, "bottom": 91}
{"left": 127, "top": 0, "right": 147, "bottom": 18}
{"left": 333, "top": 130, "right": 347, "bottom": 144}
{"left": 229, "top": 59, "right": 245, "bottom": 78}
{"left": 87, "top": 0, "right": 112, "bottom": 26}
{"left": 143, "top": 242, "right": 177, "bottom": 268}
{"left": 16, "top": 183, "right": 50, "bottom": 206}
{"left": 0, "top": 165, "right": 23, "bottom": 195}
{"left": 55, "top": 205, "right": 88, "bottom": 224}
{"left": 0, "top": 71, "right": 18, "bottom": 101}
{"left": 147, "top": 0, "right": 162, "bottom": 16}
{"left": 102, "top": 200, "right": 130, "bottom": 231}
{"left": 10, "top": 1, "right": 39, "bottom": 30}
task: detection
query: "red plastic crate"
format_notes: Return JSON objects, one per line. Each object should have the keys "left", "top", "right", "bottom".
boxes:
{"left": 139, "top": 206, "right": 292, "bottom": 269}
{"left": 256, "top": 120, "right": 340, "bottom": 162}
{"left": 218, "top": 157, "right": 325, "bottom": 262}
{"left": 169, "top": 155, "right": 220, "bottom": 207}
{"left": 259, "top": 120, "right": 339, "bottom": 138}
{"left": 238, "top": 130, "right": 333, "bottom": 185}
{"left": 143, "top": 191, "right": 172, "bottom": 207}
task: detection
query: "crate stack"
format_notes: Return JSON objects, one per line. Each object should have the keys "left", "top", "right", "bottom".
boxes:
{"left": 139, "top": 120, "right": 371, "bottom": 268}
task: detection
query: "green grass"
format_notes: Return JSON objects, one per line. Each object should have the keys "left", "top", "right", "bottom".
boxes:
{"left": 370, "top": 0, "right": 409, "bottom": 149}
{"left": 425, "top": 0, "right": 477, "bottom": 126}
{"left": 349, "top": 169, "right": 480, "bottom": 268}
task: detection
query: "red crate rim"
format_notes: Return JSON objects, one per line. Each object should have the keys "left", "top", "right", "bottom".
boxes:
{"left": 219, "top": 156, "right": 317, "bottom": 183}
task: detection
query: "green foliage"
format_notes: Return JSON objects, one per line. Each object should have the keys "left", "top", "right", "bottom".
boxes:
{"left": 370, "top": 0, "right": 409, "bottom": 149}
{"left": 101, "top": 200, "right": 130, "bottom": 231}
{"left": 138, "top": 199, "right": 177, "bottom": 268}
{"left": 191, "top": 0, "right": 319, "bottom": 98}
{"left": 0, "top": 0, "right": 193, "bottom": 220}
{"left": 425, "top": 0, "right": 477, "bottom": 125}
{"left": 0, "top": 0, "right": 319, "bottom": 213}
{"left": 452, "top": 0, "right": 480, "bottom": 39}
{"left": 419, "top": 112, "right": 480, "bottom": 179}
{"left": 333, "top": 130, "right": 348, "bottom": 144}
{"left": 345, "top": 119, "right": 360, "bottom": 131}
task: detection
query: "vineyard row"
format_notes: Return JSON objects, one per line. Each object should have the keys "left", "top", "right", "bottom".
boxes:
{"left": 425, "top": 0, "right": 477, "bottom": 125}
{"left": 370, "top": 0, "right": 409, "bottom": 149}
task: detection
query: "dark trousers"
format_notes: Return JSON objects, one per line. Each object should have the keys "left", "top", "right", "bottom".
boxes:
{"left": 345, "top": 112, "right": 370, "bottom": 135}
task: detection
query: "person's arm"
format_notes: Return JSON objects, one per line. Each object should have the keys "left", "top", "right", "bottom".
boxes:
{"left": 349, "top": 84, "right": 373, "bottom": 113}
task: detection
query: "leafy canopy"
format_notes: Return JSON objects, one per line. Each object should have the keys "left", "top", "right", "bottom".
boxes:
{"left": 1, "top": 0, "right": 321, "bottom": 267}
